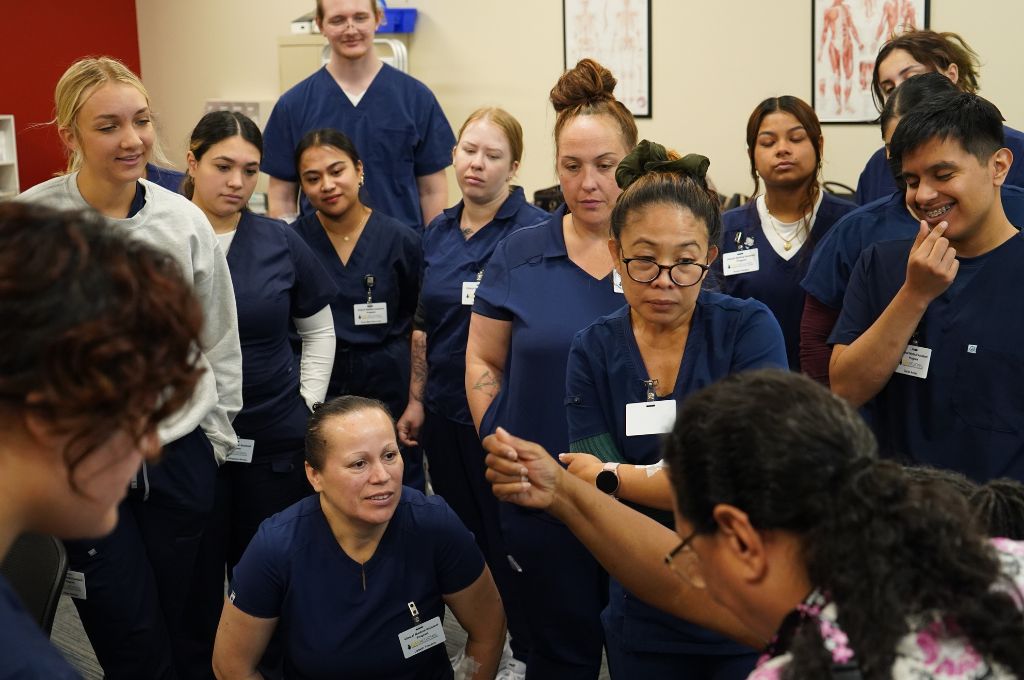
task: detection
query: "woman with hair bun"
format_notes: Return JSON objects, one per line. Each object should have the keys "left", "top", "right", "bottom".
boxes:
{"left": 465, "top": 58, "right": 636, "bottom": 678}
{"left": 560, "top": 141, "right": 785, "bottom": 678}
{"left": 712, "top": 97, "right": 854, "bottom": 371}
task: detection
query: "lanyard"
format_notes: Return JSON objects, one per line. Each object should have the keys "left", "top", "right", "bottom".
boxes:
{"left": 363, "top": 274, "right": 376, "bottom": 304}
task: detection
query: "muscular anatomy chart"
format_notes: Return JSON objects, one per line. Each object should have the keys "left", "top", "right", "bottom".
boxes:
{"left": 813, "top": 0, "right": 928, "bottom": 123}
{"left": 564, "top": 0, "right": 651, "bottom": 117}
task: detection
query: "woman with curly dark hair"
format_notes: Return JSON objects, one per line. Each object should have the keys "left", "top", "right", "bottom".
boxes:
{"left": 0, "top": 202, "right": 205, "bottom": 677}
{"left": 483, "top": 369, "right": 1024, "bottom": 679}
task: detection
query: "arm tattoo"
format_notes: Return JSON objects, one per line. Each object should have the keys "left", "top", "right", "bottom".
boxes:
{"left": 472, "top": 370, "right": 501, "bottom": 398}
{"left": 410, "top": 332, "right": 427, "bottom": 400}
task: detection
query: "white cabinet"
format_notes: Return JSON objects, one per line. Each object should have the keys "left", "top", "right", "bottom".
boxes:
{"left": 0, "top": 115, "right": 18, "bottom": 200}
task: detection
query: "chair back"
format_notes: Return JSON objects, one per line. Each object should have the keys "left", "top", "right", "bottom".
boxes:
{"left": 0, "top": 533, "right": 68, "bottom": 634}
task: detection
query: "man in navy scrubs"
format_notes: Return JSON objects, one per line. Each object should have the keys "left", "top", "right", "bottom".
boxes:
{"left": 830, "top": 90, "right": 1024, "bottom": 483}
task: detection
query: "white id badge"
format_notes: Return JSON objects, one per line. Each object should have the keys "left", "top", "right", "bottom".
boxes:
{"left": 63, "top": 570, "right": 87, "bottom": 600}
{"left": 625, "top": 400, "right": 678, "bottom": 437}
{"left": 461, "top": 281, "right": 480, "bottom": 306}
{"left": 354, "top": 302, "right": 388, "bottom": 325}
{"left": 398, "top": 616, "right": 446, "bottom": 659}
{"left": 722, "top": 249, "right": 759, "bottom": 276}
{"left": 613, "top": 270, "right": 624, "bottom": 293}
{"left": 894, "top": 345, "right": 932, "bottom": 379}
{"left": 226, "top": 438, "right": 255, "bottom": 464}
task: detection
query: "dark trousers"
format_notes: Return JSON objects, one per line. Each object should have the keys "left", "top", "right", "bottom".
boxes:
{"left": 500, "top": 505, "right": 608, "bottom": 680}
{"left": 329, "top": 340, "right": 425, "bottom": 491}
{"left": 188, "top": 404, "right": 314, "bottom": 680}
{"left": 64, "top": 427, "right": 217, "bottom": 680}
{"left": 603, "top": 619, "right": 759, "bottom": 680}
{"left": 421, "top": 410, "right": 532, "bottom": 660}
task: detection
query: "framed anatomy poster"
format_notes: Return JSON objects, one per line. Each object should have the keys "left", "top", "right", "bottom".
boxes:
{"left": 813, "top": 0, "right": 930, "bottom": 123}
{"left": 564, "top": 0, "right": 652, "bottom": 118}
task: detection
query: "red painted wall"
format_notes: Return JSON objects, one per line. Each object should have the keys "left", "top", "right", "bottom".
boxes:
{"left": 0, "top": 2, "right": 140, "bottom": 191}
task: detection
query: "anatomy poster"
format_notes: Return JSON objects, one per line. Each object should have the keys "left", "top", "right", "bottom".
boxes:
{"left": 813, "top": 0, "right": 929, "bottom": 123}
{"left": 564, "top": 0, "right": 651, "bottom": 118}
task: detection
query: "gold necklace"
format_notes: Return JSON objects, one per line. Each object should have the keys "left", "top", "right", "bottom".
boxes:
{"left": 763, "top": 206, "right": 809, "bottom": 252}
{"left": 328, "top": 206, "right": 370, "bottom": 242}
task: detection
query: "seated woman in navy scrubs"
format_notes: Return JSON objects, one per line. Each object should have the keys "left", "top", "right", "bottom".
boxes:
{"left": 562, "top": 141, "right": 786, "bottom": 679}
{"left": 185, "top": 111, "right": 337, "bottom": 573}
{"left": 711, "top": 97, "right": 854, "bottom": 371}
{"left": 465, "top": 58, "right": 637, "bottom": 679}
{"left": 397, "top": 106, "right": 547, "bottom": 675}
{"left": 0, "top": 203, "right": 205, "bottom": 678}
{"left": 213, "top": 396, "right": 505, "bottom": 680}
{"left": 291, "top": 129, "right": 426, "bottom": 491}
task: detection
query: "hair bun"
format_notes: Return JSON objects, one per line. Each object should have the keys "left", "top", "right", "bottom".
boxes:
{"left": 550, "top": 58, "right": 617, "bottom": 113}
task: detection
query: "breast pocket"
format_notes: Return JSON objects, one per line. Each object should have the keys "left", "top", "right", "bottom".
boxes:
{"left": 951, "top": 343, "right": 1024, "bottom": 434}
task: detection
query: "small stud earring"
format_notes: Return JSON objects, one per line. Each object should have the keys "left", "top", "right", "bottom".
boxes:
{"left": 359, "top": 174, "right": 365, "bottom": 187}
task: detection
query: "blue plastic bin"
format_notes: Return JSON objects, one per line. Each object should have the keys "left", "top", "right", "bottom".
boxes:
{"left": 381, "top": 7, "right": 417, "bottom": 33}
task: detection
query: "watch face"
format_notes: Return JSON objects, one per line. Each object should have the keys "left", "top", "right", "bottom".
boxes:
{"left": 596, "top": 469, "right": 618, "bottom": 494}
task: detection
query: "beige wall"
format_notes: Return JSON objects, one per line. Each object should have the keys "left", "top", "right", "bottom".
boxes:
{"left": 137, "top": 0, "right": 1024, "bottom": 203}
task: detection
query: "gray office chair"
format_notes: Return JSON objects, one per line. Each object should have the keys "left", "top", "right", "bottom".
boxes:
{"left": 0, "top": 532, "right": 68, "bottom": 634}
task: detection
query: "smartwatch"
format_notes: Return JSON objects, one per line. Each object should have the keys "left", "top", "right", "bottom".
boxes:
{"left": 595, "top": 462, "right": 621, "bottom": 496}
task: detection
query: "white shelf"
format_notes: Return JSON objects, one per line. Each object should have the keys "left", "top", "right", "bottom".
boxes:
{"left": 0, "top": 115, "right": 18, "bottom": 198}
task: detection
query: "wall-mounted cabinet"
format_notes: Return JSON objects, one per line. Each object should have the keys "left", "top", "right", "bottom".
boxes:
{"left": 0, "top": 115, "right": 19, "bottom": 200}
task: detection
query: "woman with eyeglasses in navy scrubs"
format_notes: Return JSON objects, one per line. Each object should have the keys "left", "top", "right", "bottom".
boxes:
{"left": 465, "top": 58, "right": 635, "bottom": 679}
{"left": 291, "top": 128, "right": 426, "bottom": 491}
{"left": 397, "top": 106, "right": 547, "bottom": 677}
{"left": 560, "top": 141, "right": 786, "bottom": 679}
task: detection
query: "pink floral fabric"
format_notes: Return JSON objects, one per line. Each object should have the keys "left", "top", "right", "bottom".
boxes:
{"left": 749, "top": 539, "right": 1024, "bottom": 679}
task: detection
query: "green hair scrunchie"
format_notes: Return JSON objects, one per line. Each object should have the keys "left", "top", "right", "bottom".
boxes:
{"left": 615, "top": 140, "right": 711, "bottom": 191}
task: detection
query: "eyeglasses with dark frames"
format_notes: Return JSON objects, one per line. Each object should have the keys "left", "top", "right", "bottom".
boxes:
{"left": 621, "top": 257, "right": 709, "bottom": 287}
{"left": 664, "top": 530, "right": 706, "bottom": 589}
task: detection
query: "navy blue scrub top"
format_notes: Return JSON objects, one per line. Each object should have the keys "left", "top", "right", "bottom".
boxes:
{"left": 802, "top": 185, "right": 1024, "bottom": 311}
{"left": 230, "top": 489, "right": 483, "bottom": 680}
{"left": 712, "top": 193, "right": 855, "bottom": 369}
{"left": 292, "top": 210, "right": 421, "bottom": 348}
{"left": 0, "top": 574, "right": 81, "bottom": 678}
{"left": 830, "top": 233, "right": 1024, "bottom": 482}
{"left": 227, "top": 212, "right": 337, "bottom": 441}
{"left": 472, "top": 205, "right": 625, "bottom": 457}
{"left": 146, "top": 163, "right": 186, "bottom": 195}
{"left": 418, "top": 187, "right": 548, "bottom": 426}
{"left": 567, "top": 295, "right": 788, "bottom": 465}
{"left": 261, "top": 65, "right": 456, "bottom": 229}
{"left": 855, "top": 124, "right": 1024, "bottom": 205}
{"left": 566, "top": 296, "right": 784, "bottom": 655}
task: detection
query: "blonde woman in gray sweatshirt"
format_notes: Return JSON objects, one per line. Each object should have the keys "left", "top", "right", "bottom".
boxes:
{"left": 17, "top": 56, "right": 242, "bottom": 680}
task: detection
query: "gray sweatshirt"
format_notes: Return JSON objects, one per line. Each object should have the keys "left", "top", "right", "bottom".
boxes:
{"left": 18, "top": 174, "right": 243, "bottom": 463}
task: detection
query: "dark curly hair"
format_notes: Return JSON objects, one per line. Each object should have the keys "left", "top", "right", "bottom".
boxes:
{"left": 663, "top": 369, "right": 1024, "bottom": 679}
{"left": 0, "top": 203, "right": 204, "bottom": 483}
{"left": 970, "top": 479, "right": 1024, "bottom": 540}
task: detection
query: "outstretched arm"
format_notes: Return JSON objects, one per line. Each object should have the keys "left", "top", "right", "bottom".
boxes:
{"left": 484, "top": 428, "right": 763, "bottom": 648}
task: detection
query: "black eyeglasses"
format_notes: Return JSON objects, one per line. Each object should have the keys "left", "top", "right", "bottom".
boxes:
{"left": 664, "top": 530, "right": 705, "bottom": 588}
{"left": 621, "top": 257, "right": 709, "bottom": 287}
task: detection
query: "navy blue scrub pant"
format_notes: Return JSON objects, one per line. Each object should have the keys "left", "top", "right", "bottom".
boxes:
{"left": 604, "top": 617, "right": 759, "bottom": 680}
{"left": 187, "top": 399, "right": 314, "bottom": 680}
{"left": 328, "top": 339, "right": 425, "bottom": 491}
{"left": 64, "top": 427, "right": 217, "bottom": 680}
{"left": 500, "top": 504, "right": 608, "bottom": 680}
{"left": 421, "top": 409, "right": 533, "bottom": 660}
